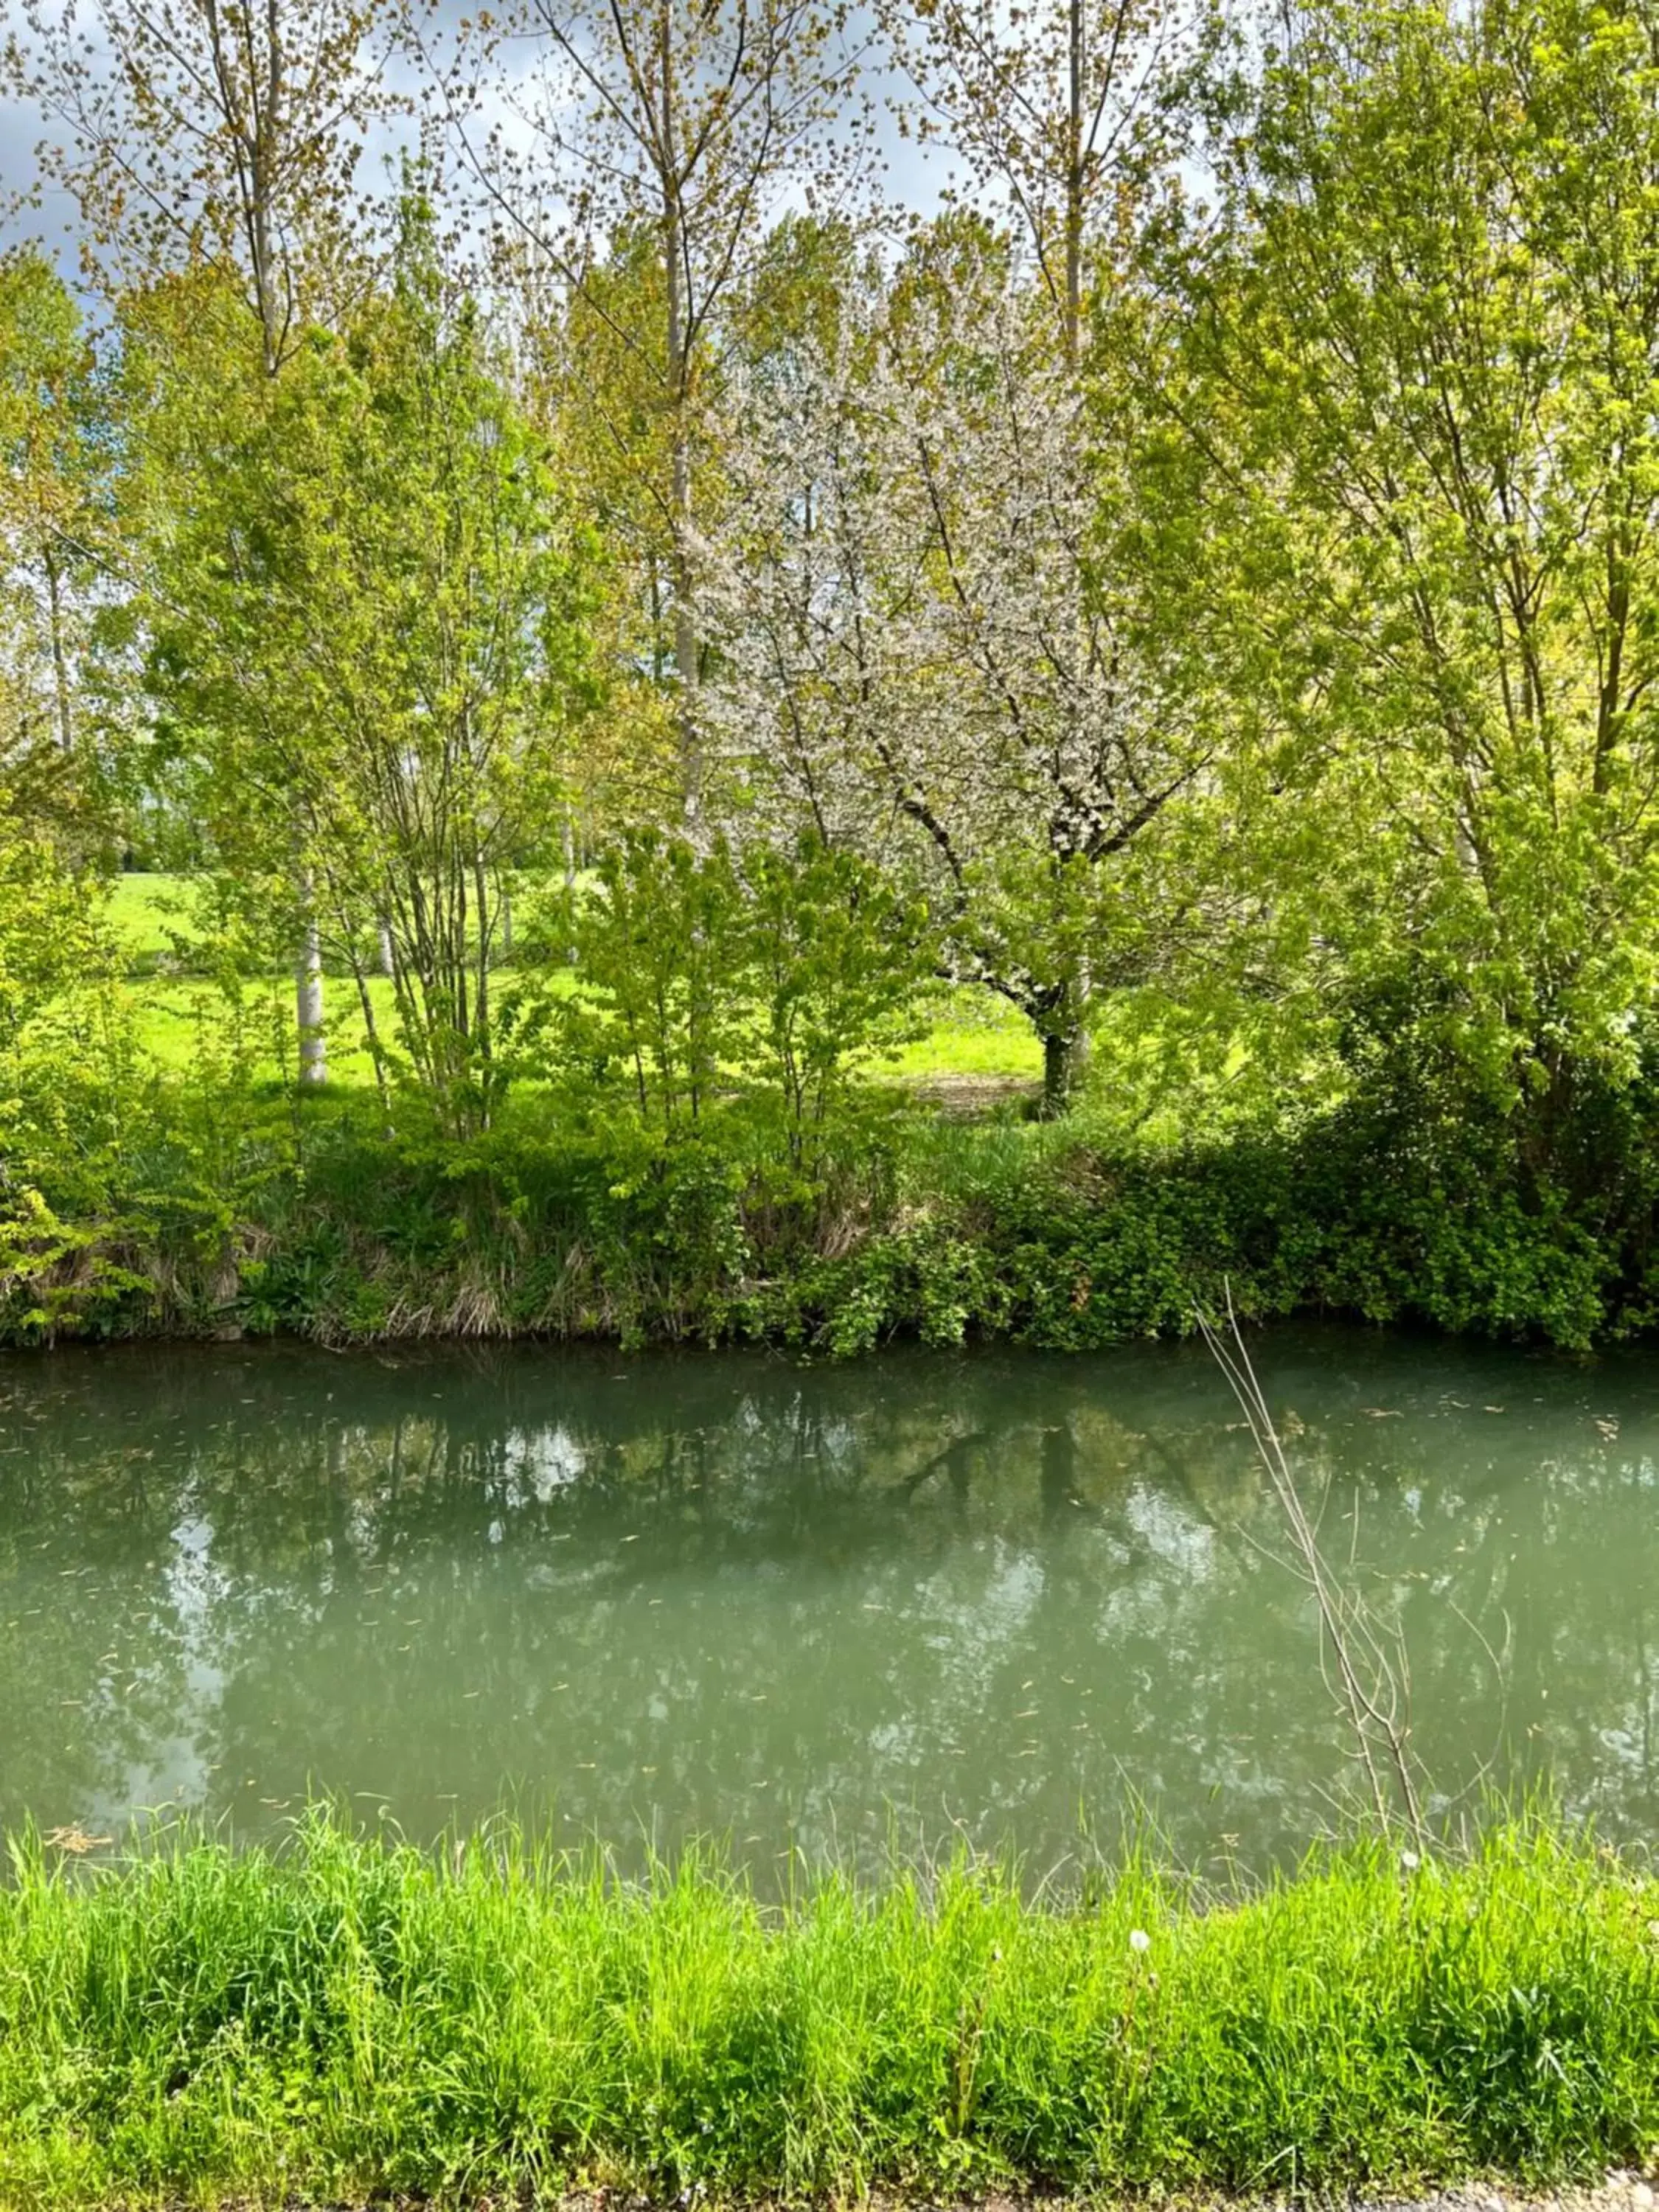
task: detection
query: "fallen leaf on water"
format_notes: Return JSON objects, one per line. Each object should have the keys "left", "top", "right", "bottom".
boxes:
{"left": 45, "top": 1826, "right": 111, "bottom": 1855}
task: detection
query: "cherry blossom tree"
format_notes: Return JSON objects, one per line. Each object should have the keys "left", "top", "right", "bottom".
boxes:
{"left": 709, "top": 251, "right": 1208, "bottom": 1111}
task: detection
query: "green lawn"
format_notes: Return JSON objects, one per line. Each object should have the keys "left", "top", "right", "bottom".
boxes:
{"left": 130, "top": 975, "right": 394, "bottom": 1086}
{"left": 890, "top": 987, "right": 1042, "bottom": 1081}
{"left": 105, "top": 871, "right": 200, "bottom": 964}
{"left": 111, "top": 874, "right": 1044, "bottom": 1089}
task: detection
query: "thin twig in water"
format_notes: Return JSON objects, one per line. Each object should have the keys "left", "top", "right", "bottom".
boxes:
{"left": 1197, "top": 1289, "right": 1427, "bottom": 1846}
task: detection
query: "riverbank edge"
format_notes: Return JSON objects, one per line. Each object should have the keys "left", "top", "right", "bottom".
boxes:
{"left": 1, "top": 1820, "right": 1656, "bottom": 2207}
{"left": 10, "top": 1070, "right": 1649, "bottom": 1357}
{"left": 1, "top": 1144, "right": 1634, "bottom": 1359}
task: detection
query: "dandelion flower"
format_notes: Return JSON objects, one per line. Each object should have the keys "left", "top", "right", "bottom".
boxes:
{"left": 1399, "top": 1850, "right": 1421, "bottom": 1872}
{"left": 1129, "top": 1927, "right": 1152, "bottom": 1953}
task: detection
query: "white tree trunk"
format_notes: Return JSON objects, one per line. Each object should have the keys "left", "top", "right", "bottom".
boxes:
{"left": 296, "top": 908, "right": 327, "bottom": 1085}
{"left": 378, "top": 919, "right": 395, "bottom": 977}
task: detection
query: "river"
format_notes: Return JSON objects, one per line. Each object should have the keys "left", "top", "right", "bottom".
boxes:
{"left": 0, "top": 1324, "right": 1652, "bottom": 1877}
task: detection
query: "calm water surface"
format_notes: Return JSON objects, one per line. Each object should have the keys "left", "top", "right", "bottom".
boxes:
{"left": 0, "top": 1325, "right": 1654, "bottom": 1876}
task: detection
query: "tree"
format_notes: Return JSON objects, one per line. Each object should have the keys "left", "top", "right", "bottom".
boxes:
{"left": 874, "top": 0, "right": 1193, "bottom": 1100}
{"left": 8, "top": 0, "right": 411, "bottom": 1081}
{"left": 0, "top": 251, "right": 112, "bottom": 849}
{"left": 7, "top": 0, "right": 404, "bottom": 376}
{"left": 880, "top": 0, "right": 1183, "bottom": 366}
{"left": 525, "top": 226, "right": 698, "bottom": 832}
{"left": 437, "top": 0, "right": 870, "bottom": 814}
{"left": 711, "top": 240, "right": 1208, "bottom": 1111}
{"left": 1155, "top": 0, "right": 1659, "bottom": 1179}
{"left": 144, "top": 198, "right": 602, "bottom": 1138}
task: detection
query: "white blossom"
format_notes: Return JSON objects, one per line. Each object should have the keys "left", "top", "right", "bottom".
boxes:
{"left": 703, "top": 257, "right": 1211, "bottom": 1075}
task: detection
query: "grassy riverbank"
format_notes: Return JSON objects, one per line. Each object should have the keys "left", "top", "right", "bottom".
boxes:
{"left": 6, "top": 871, "right": 1651, "bottom": 1353}
{"left": 13, "top": 864, "right": 1657, "bottom": 1357}
{"left": 0, "top": 1816, "right": 1654, "bottom": 2206}
{"left": 0, "top": 1074, "right": 1633, "bottom": 1352}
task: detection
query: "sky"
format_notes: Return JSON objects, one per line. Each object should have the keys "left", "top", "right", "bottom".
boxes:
{"left": 0, "top": 0, "right": 956, "bottom": 292}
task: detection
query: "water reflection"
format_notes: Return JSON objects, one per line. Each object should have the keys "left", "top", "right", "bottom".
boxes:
{"left": 0, "top": 1327, "right": 1655, "bottom": 1877}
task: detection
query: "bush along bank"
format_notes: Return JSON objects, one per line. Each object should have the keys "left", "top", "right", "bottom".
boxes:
{"left": 0, "top": 1815, "right": 1655, "bottom": 2206}
{"left": 0, "top": 1077, "right": 1652, "bottom": 1353}
{"left": 13, "top": 825, "right": 1659, "bottom": 1357}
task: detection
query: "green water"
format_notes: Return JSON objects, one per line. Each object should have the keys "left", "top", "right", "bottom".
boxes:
{"left": 0, "top": 1326, "right": 1653, "bottom": 1874}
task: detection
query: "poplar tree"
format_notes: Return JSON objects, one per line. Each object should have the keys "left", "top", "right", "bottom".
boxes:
{"left": 880, "top": 0, "right": 1180, "bottom": 366}
{"left": 439, "top": 0, "right": 870, "bottom": 816}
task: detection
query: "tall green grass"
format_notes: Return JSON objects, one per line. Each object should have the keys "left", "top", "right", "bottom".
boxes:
{"left": 0, "top": 1815, "right": 1655, "bottom": 2205}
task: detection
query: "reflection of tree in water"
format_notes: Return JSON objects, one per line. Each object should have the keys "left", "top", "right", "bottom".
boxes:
{"left": 0, "top": 1331, "right": 1656, "bottom": 1873}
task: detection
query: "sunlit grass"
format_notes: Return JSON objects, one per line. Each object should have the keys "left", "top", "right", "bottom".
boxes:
{"left": 0, "top": 1812, "right": 1653, "bottom": 2205}
{"left": 111, "top": 875, "right": 1046, "bottom": 1088}
{"left": 888, "top": 988, "right": 1043, "bottom": 1082}
{"left": 131, "top": 974, "right": 394, "bottom": 1086}
{"left": 104, "top": 870, "right": 198, "bottom": 964}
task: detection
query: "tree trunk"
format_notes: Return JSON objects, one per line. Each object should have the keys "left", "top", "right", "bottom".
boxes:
{"left": 347, "top": 940, "right": 391, "bottom": 1127}
{"left": 563, "top": 810, "right": 578, "bottom": 966}
{"left": 1064, "top": 0, "right": 1084, "bottom": 371}
{"left": 43, "top": 543, "right": 74, "bottom": 756}
{"left": 1041, "top": 1023, "right": 1090, "bottom": 1116}
{"left": 378, "top": 918, "right": 395, "bottom": 977}
{"left": 658, "top": 4, "right": 701, "bottom": 819}
{"left": 669, "top": 406, "right": 700, "bottom": 811}
{"left": 296, "top": 887, "right": 326, "bottom": 1086}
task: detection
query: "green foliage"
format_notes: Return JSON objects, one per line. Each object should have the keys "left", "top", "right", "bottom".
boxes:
{"left": 135, "top": 192, "right": 602, "bottom": 1136}
{"left": 537, "top": 829, "right": 933, "bottom": 1164}
{"left": 0, "top": 815, "right": 139, "bottom": 1206}
{"left": 1140, "top": 0, "right": 1659, "bottom": 1178}
{"left": 742, "top": 835, "right": 933, "bottom": 1159}
{"left": 20, "top": 0, "right": 1659, "bottom": 1363}
{"left": 5, "top": 1051, "right": 1651, "bottom": 1353}
{"left": 0, "top": 1813, "right": 1653, "bottom": 2203}
{"left": 545, "top": 832, "right": 750, "bottom": 1141}
{"left": 0, "top": 248, "right": 113, "bottom": 845}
